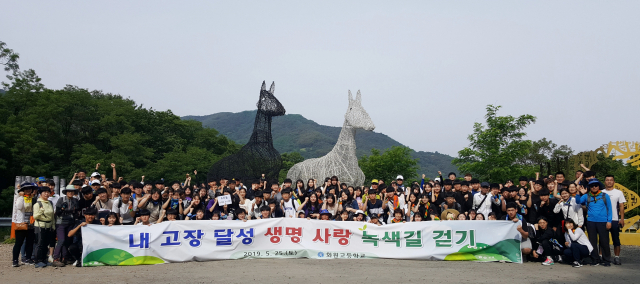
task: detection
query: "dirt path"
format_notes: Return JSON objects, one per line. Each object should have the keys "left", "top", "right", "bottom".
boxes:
{"left": 1, "top": 243, "right": 638, "bottom": 284}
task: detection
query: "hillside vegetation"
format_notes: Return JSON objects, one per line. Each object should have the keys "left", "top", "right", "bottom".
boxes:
{"left": 184, "top": 110, "right": 457, "bottom": 179}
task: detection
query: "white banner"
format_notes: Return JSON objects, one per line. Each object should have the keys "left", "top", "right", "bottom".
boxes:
{"left": 81, "top": 219, "right": 523, "bottom": 266}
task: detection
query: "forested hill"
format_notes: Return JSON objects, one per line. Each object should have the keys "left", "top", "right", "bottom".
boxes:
{"left": 183, "top": 110, "right": 457, "bottom": 178}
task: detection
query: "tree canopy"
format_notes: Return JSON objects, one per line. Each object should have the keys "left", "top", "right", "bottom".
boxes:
{"left": 452, "top": 105, "right": 537, "bottom": 183}
{"left": 359, "top": 146, "right": 419, "bottom": 184}
{"left": 0, "top": 41, "right": 239, "bottom": 189}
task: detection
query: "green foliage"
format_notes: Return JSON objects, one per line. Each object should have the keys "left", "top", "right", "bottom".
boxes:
{"left": 0, "top": 41, "right": 20, "bottom": 73}
{"left": 2, "top": 228, "right": 15, "bottom": 243}
{"left": 452, "top": 105, "right": 537, "bottom": 183}
{"left": 0, "top": 186, "right": 14, "bottom": 218}
{"left": 0, "top": 44, "right": 240, "bottom": 203}
{"left": 359, "top": 146, "right": 419, "bottom": 183}
{"left": 278, "top": 152, "right": 305, "bottom": 182}
{"left": 185, "top": 110, "right": 457, "bottom": 179}
{"left": 521, "top": 138, "right": 573, "bottom": 176}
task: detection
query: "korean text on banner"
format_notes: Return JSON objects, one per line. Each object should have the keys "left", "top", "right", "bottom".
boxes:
{"left": 81, "top": 219, "right": 523, "bottom": 266}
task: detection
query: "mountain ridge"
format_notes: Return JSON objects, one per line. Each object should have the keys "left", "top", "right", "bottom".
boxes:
{"left": 183, "top": 110, "right": 457, "bottom": 179}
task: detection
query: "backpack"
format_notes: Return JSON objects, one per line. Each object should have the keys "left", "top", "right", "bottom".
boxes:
{"left": 586, "top": 192, "right": 609, "bottom": 214}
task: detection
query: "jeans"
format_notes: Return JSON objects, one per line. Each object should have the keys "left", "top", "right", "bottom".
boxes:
{"left": 53, "top": 223, "right": 73, "bottom": 260}
{"left": 35, "top": 227, "right": 55, "bottom": 263}
{"left": 563, "top": 242, "right": 590, "bottom": 263}
{"left": 13, "top": 229, "right": 35, "bottom": 262}
{"left": 586, "top": 221, "right": 610, "bottom": 264}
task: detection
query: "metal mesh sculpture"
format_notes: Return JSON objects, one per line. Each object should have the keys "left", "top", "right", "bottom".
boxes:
{"left": 287, "top": 90, "right": 375, "bottom": 186}
{"left": 207, "top": 81, "right": 286, "bottom": 182}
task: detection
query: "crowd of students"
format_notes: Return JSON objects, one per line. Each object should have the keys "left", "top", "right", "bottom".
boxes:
{"left": 11, "top": 164, "right": 627, "bottom": 268}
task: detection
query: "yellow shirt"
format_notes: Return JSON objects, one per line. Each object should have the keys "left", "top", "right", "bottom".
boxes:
{"left": 33, "top": 198, "right": 54, "bottom": 229}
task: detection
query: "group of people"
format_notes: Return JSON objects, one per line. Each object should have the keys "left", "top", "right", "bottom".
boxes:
{"left": 11, "top": 163, "right": 627, "bottom": 268}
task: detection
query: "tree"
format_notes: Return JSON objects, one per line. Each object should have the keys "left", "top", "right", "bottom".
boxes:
{"left": 0, "top": 80, "right": 240, "bottom": 190}
{"left": 522, "top": 138, "right": 573, "bottom": 176}
{"left": 452, "top": 105, "right": 536, "bottom": 183}
{"left": 359, "top": 146, "right": 419, "bottom": 183}
{"left": 279, "top": 152, "right": 305, "bottom": 182}
{"left": 0, "top": 41, "right": 20, "bottom": 73}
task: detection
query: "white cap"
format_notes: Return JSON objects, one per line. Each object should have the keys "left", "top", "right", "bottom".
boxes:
{"left": 355, "top": 210, "right": 365, "bottom": 215}
{"left": 90, "top": 180, "right": 101, "bottom": 185}
{"left": 396, "top": 175, "right": 404, "bottom": 180}
{"left": 91, "top": 172, "right": 100, "bottom": 177}
{"left": 434, "top": 177, "right": 441, "bottom": 182}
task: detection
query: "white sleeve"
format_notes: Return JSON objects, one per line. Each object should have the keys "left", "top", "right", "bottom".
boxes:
{"left": 619, "top": 191, "right": 627, "bottom": 204}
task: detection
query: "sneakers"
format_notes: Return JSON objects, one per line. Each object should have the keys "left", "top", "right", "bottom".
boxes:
{"left": 34, "top": 262, "right": 48, "bottom": 268}
{"left": 572, "top": 261, "right": 582, "bottom": 268}
{"left": 12, "top": 260, "right": 20, "bottom": 267}
{"left": 602, "top": 262, "right": 611, "bottom": 267}
{"left": 542, "top": 256, "right": 554, "bottom": 265}
{"left": 25, "top": 259, "right": 35, "bottom": 265}
{"left": 75, "top": 260, "right": 82, "bottom": 267}
{"left": 590, "top": 261, "right": 600, "bottom": 266}
{"left": 48, "top": 255, "right": 54, "bottom": 263}
{"left": 614, "top": 257, "right": 621, "bottom": 265}
{"left": 51, "top": 260, "right": 65, "bottom": 267}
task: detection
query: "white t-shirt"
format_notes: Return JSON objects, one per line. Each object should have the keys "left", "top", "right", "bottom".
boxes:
{"left": 282, "top": 198, "right": 300, "bottom": 218}
{"left": 603, "top": 188, "right": 626, "bottom": 221}
{"left": 49, "top": 194, "right": 60, "bottom": 213}
{"left": 112, "top": 198, "right": 138, "bottom": 224}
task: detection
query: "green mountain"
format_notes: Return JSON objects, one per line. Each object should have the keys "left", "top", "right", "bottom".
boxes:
{"left": 183, "top": 110, "right": 457, "bottom": 180}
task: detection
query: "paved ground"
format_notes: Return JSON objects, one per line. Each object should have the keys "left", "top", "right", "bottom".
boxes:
{"left": 0, "top": 243, "right": 638, "bottom": 284}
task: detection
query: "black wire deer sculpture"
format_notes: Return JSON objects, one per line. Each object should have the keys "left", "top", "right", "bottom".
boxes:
{"left": 207, "top": 81, "right": 286, "bottom": 183}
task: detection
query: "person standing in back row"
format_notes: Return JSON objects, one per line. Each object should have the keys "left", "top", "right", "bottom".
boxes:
{"left": 602, "top": 175, "right": 626, "bottom": 265}
{"left": 576, "top": 179, "right": 612, "bottom": 266}
{"left": 33, "top": 186, "right": 56, "bottom": 268}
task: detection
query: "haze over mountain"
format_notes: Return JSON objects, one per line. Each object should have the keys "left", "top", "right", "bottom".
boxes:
{"left": 183, "top": 110, "right": 457, "bottom": 180}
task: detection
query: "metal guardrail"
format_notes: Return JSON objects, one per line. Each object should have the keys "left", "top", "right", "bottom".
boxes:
{"left": 0, "top": 217, "right": 12, "bottom": 227}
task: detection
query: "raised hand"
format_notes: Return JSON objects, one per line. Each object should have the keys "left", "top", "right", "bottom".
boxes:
{"left": 111, "top": 163, "right": 116, "bottom": 168}
{"left": 578, "top": 185, "right": 587, "bottom": 195}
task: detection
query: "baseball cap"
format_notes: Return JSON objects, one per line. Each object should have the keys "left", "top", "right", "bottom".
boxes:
{"left": 371, "top": 179, "right": 379, "bottom": 184}
{"left": 480, "top": 182, "right": 490, "bottom": 188}
{"left": 396, "top": 175, "right": 404, "bottom": 180}
{"left": 91, "top": 172, "right": 100, "bottom": 177}
{"left": 90, "top": 180, "right": 101, "bottom": 186}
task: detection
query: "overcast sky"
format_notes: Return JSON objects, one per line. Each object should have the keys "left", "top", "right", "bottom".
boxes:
{"left": 2, "top": 1, "right": 639, "bottom": 157}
